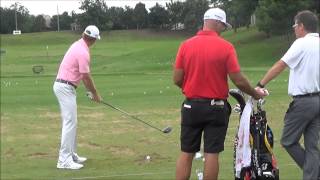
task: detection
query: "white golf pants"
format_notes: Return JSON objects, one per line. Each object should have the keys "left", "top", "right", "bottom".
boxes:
{"left": 53, "top": 82, "right": 78, "bottom": 164}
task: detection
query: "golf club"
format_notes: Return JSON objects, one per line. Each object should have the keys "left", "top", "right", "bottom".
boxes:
{"left": 87, "top": 92, "right": 172, "bottom": 134}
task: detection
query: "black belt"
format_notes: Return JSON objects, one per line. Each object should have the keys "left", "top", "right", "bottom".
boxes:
{"left": 56, "top": 79, "right": 77, "bottom": 89}
{"left": 186, "top": 98, "right": 214, "bottom": 102}
{"left": 186, "top": 98, "right": 225, "bottom": 105}
{"left": 293, "top": 92, "right": 320, "bottom": 98}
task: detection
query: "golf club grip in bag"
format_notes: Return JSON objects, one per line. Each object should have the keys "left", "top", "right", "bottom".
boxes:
{"left": 229, "top": 89, "right": 246, "bottom": 112}
{"left": 229, "top": 89, "right": 279, "bottom": 180}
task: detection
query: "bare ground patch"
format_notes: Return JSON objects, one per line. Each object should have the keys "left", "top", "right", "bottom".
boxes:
{"left": 4, "top": 148, "right": 16, "bottom": 158}
{"left": 1, "top": 113, "right": 11, "bottom": 134}
{"left": 78, "top": 142, "right": 102, "bottom": 150}
{"left": 106, "top": 145, "right": 135, "bottom": 157}
{"left": 78, "top": 112, "right": 105, "bottom": 119}
{"left": 26, "top": 152, "right": 50, "bottom": 158}
{"left": 134, "top": 152, "right": 172, "bottom": 165}
{"left": 30, "top": 133, "right": 48, "bottom": 140}
{"left": 1, "top": 123, "right": 8, "bottom": 134}
{"left": 137, "top": 137, "right": 157, "bottom": 145}
{"left": 39, "top": 110, "right": 105, "bottom": 121}
{"left": 39, "top": 111, "right": 60, "bottom": 119}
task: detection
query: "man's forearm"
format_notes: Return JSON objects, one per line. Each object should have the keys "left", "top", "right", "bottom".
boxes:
{"left": 173, "top": 69, "right": 184, "bottom": 88}
{"left": 229, "top": 72, "right": 259, "bottom": 99}
{"left": 235, "top": 77, "right": 257, "bottom": 97}
{"left": 259, "top": 60, "right": 287, "bottom": 86}
{"left": 82, "top": 74, "right": 97, "bottom": 94}
{"left": 174, "top": 80, "right": 183, "bottom": 88}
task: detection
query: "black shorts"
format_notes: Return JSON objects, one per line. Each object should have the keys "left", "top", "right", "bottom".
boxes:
{"left": 180, "top": 99, "right": 231, "bottom": 153}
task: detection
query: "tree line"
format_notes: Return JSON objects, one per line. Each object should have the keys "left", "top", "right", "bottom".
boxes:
{"left": 1, "top": 0, "right": 318, "bottom": 36}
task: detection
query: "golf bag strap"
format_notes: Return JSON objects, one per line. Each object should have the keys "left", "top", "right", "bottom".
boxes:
{"left": 264, "top": 123, "right": 274, "bottom": 155}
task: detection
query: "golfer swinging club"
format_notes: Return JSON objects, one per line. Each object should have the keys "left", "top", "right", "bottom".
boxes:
{"left": 53, "top": 25, "right": 102, "bottom": 170}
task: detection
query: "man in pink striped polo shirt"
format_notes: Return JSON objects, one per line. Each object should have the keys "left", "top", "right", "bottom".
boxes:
{"left": 53, "top": 25, "right": 102, "bottom": 170}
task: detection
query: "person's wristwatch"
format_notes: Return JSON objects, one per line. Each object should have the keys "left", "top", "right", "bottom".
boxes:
{"left": 256, "top": 81, "right": 265, "bottom": 88}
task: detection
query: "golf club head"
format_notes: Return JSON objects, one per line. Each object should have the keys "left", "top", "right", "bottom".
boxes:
{"left": 229, "top": 89, "right": 246, "bottom": 111}
{"left": 162, "top": 126, "right": 172, "bottom": 134}
{"left": 233, "top": 104, "right": 242, "bottom": 113}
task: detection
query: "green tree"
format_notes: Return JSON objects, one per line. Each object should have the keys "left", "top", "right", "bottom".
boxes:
{"left": 108, "top": 7, "right": 125, "bottom": 30}
{"left": 210, "top": 0, "right": 258, "bottom": 32}
{"left": 51, "top": 12, "right": 73, "bottom": 31}
{"left": 148, "top": 3, "right": 169, "bottom": 29}
{"left": 0, "top": 7, "right": 16, "bottom": 33}
{"left": 122, "top": 6, "right": 135, "bottom": 29}
{"left": 50, "top": 15, "right": 59, "bottom": 30}
{"left": 256, "top": 0, "right": 313, "bottom": 37}
{"left": 12, "top": 3, "right": 32, "bottom": 32}
{"left": 166, "top": 0, "right": 185, "bottom": 30}
{"left": 183, "top": 0, "right": 209, "bottom": 32}
{"left": 60, "top": 12, "right": 73, "bottom": 30}
{"left": 228, "top": 0, "right": 258, "bottom": 32}
{"left": 133, "top": 2, "right": 148, "bottom": 29}
{"left": 78, "top": 0, "right": 112, "bottom": 30}
{"left": 0, "top": 3, "right": 32, "bottom": 33}
{"left": 32, "top": 15, "right": 46, "bottom": 32}
{"left": 310, "top": 0, "right": 319, "bottom": 14}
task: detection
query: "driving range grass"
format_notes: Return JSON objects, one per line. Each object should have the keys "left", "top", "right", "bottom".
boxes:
{"left": 1, "top": 28, "right": 302, "bottom": 179}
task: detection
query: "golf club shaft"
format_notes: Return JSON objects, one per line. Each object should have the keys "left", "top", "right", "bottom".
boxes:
{"left": 100, "top": 101, "right": 164, "bottom": 132}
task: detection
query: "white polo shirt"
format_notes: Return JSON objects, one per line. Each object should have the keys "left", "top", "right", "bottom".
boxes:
{"left": 281, "top": 33, "right": 320, "bottom": 96}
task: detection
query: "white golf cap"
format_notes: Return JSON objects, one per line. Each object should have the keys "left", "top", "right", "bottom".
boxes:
{"left": 84, "top": 25, "right": 101, "bottom": 40}
{"left": 203, "top": 8, "right": 232, "bottom": 29}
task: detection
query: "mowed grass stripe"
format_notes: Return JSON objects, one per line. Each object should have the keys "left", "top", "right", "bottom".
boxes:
{"left": 1, "top": 29, "right": 301, "bottom": 179}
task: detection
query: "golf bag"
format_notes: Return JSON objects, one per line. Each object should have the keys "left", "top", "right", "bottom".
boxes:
{"left": 229, "top": 89, "right": 279, "bottom": 180}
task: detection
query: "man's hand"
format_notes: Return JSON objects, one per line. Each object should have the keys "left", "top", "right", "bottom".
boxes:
{"left": 87, "top": 91, "right": 102, "bottom": 103}
{"left": 92, "top": 93, "right": 102, "bottom": 102}
{"left": 253, "top": 87, "right": 269, "bottom": 100}
{"left": 173, "top": 68, "right": 184, "bottom": 88}
{"left": 82, "top": 73, "right": 102, "bottom": 102}
{"left": 229, "top": 72, "right": 269, "bottom": 100}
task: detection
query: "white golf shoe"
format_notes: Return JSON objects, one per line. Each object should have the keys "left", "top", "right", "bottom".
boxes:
{"left": 73, "top": 153, "right": 87, "bottom": 164}
{"left": 57, "top": 161, "right": 83, "bottom": 170}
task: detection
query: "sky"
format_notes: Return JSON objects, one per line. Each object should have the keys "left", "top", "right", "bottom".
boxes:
{"left": 0, "top": 0, "right": 172, "bottom": 16}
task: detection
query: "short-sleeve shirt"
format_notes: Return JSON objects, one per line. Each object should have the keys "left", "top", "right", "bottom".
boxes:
{"left": 175, "top": 30, "right": 240, "bottom": 99}
{"left": 56, "top": 38, "right": 90, "bottom": 86}
{"left": 281, "top": 33, "right": 320, "bottom": 96}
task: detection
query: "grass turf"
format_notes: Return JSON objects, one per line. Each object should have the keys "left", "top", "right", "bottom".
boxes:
{"left": 1, "top": 28, "right": 301, "bottom": 179}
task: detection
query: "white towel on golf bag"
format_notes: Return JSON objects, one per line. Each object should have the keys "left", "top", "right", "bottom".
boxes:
{"left": 235, "top": 98, "right": 253, "bottom": 178}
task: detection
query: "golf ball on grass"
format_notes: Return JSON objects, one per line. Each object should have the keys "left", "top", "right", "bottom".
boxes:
{"left": 195, "top": 152, "right": 203, "bottom": 159}
{"left": 145, "top": 155, "right": 151, "bottom": 161}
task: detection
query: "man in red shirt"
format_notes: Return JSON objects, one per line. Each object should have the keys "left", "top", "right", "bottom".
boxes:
{"left": 173, "top": 8, "right": 266, "bottom": 180}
